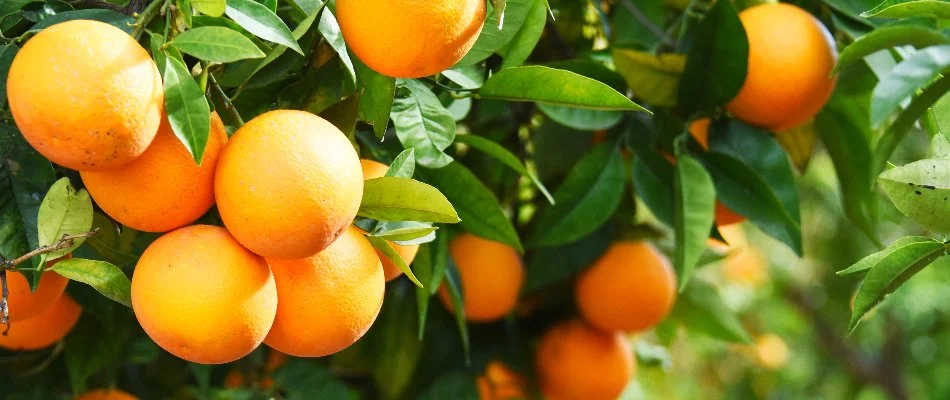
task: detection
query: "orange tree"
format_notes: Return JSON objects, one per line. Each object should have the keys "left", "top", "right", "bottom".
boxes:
{"left": 0, "top": 0, "right": 947, "bottom": 398}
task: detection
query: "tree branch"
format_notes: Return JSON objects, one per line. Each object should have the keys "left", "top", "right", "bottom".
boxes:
{"left": 3, "top": 229, "right": 99, "bottom": 270}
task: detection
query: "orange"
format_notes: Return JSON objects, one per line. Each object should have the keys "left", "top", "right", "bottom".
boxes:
{"left": 224, "top": 350, "right": 287, "bottom": 389}
{"left": 360, "top": 159, "right": 420, "bottom": 281}
{"left": 215, "top": 110, "right": 363, "bottom": 259}
{"left": 337, "top": 0, "right": 486, "bottom": 78}
{"left": 264, "top": 226, "right": 385, "bottom": 357}
{"left": 754, "top": 333, "right": 789, "bottom": 370}
{"left": 6, "top": 255, "right": 69, "bottom": 322}
{"left": 74, "top": 389, "right": 139, "bottom": 400}
{"left": 477, "top": 361, "right": 527, "bottom": 400}
{"left": 81, "top": 114, "right": 227, "bottom": 232}
{"left": 131, "top": 225, "right": 277, "bottom": 364}
{"left": 7, "top": 20, "right": 163, "bottom": 171}
{"left": 575, "top": 241, "right": 676, "bottom": 333}
{"left": 535, "top": 319, "right": 635, "bottom": 400}
{"left": 723, "top": 246, "right": 768, "bottom": 287}
{"left": 726, "top": 3, "right": 837, "bottom": 131}
{"left": 0, "top": 294, "right": 81, "bottom": 351}
{"left": 438, "top": 234, "right": 523, "bottom": 322}
{"left": 688, "top": 118, "right": 746, "bottom": 226}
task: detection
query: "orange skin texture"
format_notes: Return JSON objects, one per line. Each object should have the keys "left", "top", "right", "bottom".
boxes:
{"left": 81, "top": 114, "right": 227, "bottom": 232}
{"left": 337, "top": 0, "right": 486, "bottom": 78}
{"left": 360, "top": 159, "right": 420, "bottom": 281}
{"left": 0, "top": 294, "right": 81, "bottom": 351}
{"left": 264, "top": 226, "right": 385, "bottom": 357}
{"left": 215, "top": 110, "right": 363, "bottom": 259}
{"left": 688, "top": 119, "right": 746, "bottom": 226}
{"left": 477, "top": 361, "right": 527, "bottom": 400}
{"left": 576, "top": 242, "right": 676, "bottom": 333}
{"left": 74, "top": 389, "right": 139, "bottom": 400}
{"left": 7, "top": 20, "right": 163, "bottom": 171}
{"left": 131, "top": 225, "right": 278, "bottom": 364}
{"left": 726, "top": 3, "right": 837, "bottom": 131}
{"left": 438, "top": 234, "right": 524, "bottom": 322}
{"left": 535, "top": 320, "right": 635, "bottom": 400}
{"left": 224, "top": 350, "right": 287, "bottom": 389}
{"left": 6, "top": 255, "right": 69, "bottom": 322}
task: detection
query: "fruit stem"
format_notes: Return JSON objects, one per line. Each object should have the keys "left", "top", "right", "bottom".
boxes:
{"left": 1, "top": 229, "right": 99, "bottom": 270}
{"left": 198, "top": 61, "right": 210, "bottom": 93}
{"left": 130, "top": 0, "right": 167, "bottom": 40}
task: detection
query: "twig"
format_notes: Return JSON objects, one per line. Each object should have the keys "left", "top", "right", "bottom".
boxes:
{"left": 207, "top": 74, "right": 245, "bottom": 130}
{"left": 130, "top": 0, "right": 166, "bottom": 40}
{"left": 0, "top": 270, "right": 8, "bottom": 331}
{"left": 68, "top": 0, "right": 123, "bottom": 11}
{"left": 4, "top": 229, "right": 99, "bottom": 270}
{"left": 618, "top": 0, "right": 675, "bottom": 48}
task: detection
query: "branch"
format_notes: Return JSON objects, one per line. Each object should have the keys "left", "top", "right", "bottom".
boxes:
{"left": 0, "top": 270, "right": 7, "bottom": 329}
{"left": 207, "top": 74, "right": 245, "bottom": 129}
{"left": 618, "top": 0, "right": 675, "bottom": 48}
{"left": 3, "top": 229, "right": 100, "bottom": 270}
{"left": 129, "top": 0, "right": 166, "bottom": 40}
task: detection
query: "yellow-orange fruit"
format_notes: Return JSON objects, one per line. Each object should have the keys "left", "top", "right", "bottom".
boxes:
{"left": 215, "top": 110, "right": 363, "bottom": 259}
{"left": 723, "top": 247, "right": 768, "bottom": 287}
{"left": 754, "top": 333, "right": 789, "bottom": 370}
{"left": 74, "top": 389, "right": 139, "bottom": 400}
{"left": 360, "top": 159, "right": 420, "bottom": 281}
{"left": 575, "top": 242, "right": 676, "bottom": 333}
{"left": 337, "top": 0, "right": 486, "bottom": 78}
{"left": 535, "top": 319, "right": 635, "bottom": 400}
{"left": 0, "top": 294, "right": 81, "bottom": 351}
{"left": 7, "top": 20, "right": 163, "bottom": 171}
{"left": 477, "top": 361, "right": 527, "bottom": 400}
{"left": 726, "top": 3, "right": 837, "bottom": 131}
{"left": 264, "top": 226, "right": 385, "bottom": 357}
{"left": 131, "top": 225, "right": 277, "bottom": 364}
{"left": 688, "top": 119, "right": 746, "bottom": 226}
{"left": 81, "top": 114, "right": 227, "bottom": 232}
{"left": 224, "top": 350, "right": 287, "bottom": 389}
{"left": 438, "top": 234, "right": 523, "bottom": 322}
{"left": 6, "top": 255, "right": 69, "bottom": 322}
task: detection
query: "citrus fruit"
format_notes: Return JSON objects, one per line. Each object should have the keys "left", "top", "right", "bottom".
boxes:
{"left": 575, "top": 241, "right": 676, "bottom": 333}
{"left": 74, "top": 389, "right": 139, "bottom": 400}
{"left": 755, "top": 333, "right": 789, "bottom": 370}
{"left": 535, "top": 319, "right": 635, "bottom": 400}
{"left": 215, "top": 110, "right": 363, "bottom": 259}
{"left": 360, "top": 159, "right": 420, "bottom": 281}
{"left": 131, "top": 225, "right": 277, "bottom": 364}
{"left": 477, "top": 361, "right": 527, "bottom": 400}
{"left": 337, "top": 0, "right": 486, "bottom": 78}
{"left": 438, "top": 233, "right": 523, "bottom": 322}
{"left": 0, "top": 294, "right": 81, "bottom": 351}
{"left": 6, "top": 255, "right": 69, "bottom": 322}
{"left": 726, "top": 3, "right": 837, "bottom": 131}
{"left": 723, "top": 246, "right": 768, "bottom": 287}
{"left": 81, "top": 114, "right": 227, "bottom": 232}
{"left": 7, "top": 20, "right": 163, "bottom": 171}
{"left": 264, "top": 226, "right": 385, "bottom": 357}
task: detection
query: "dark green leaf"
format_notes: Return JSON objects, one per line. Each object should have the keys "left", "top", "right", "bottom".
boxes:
{"left": 225, "top": 0, "right": 303, "bottom": 54}
{"left": 274, "top": 360, "right": 358, "bottom": 399}
{"left": 319, "top": 93, "right": 361, "bottom": 136}
{"left": 524, "top": 223, "right": 613, "bottom": 291}
{"left": 673, "top": 155, "right": 715, "bottom": 290}
{"left": 65, "top": 316, "right": 127, "bottom": 394}
{"left": 442, "top": 258, "right": 470, "bottom": 361}
{"left": 861, "top": 0, "right": 950, "bottom": 18}
{"left": 479, "top": 66, "right": 648, "bottom": 111}
{"left": 28, "top": 9, "right": 132, "bottom": 33}
{"left": 317, "top": 10, "right": 356, "bottom": 83}
{"left": 871, "top": 45, "right": 950, "bottom": 127}
{"left": 537, "top": 61, "right": 628, "bottom": 130}
{"left": 497, "top": 0, "right": 545, "bottom": 68}
{"left": 0, "top": 44, "right": 17, "bottom": 108}
{"left": 457, "top": 0, "right": 535, "bottom": 65}
{"left": 366, "top": 235, "right": 424, "bottom": 287}
{"left": 36, "top": 178, "right": 93, "bottom": 263}
{"left": 671, "top": 279, "right": 751, "bottom": 343}
{"left": 358, "top": 177, "right": 460, "bottom": 223}
{"left": 390, "top": 79, "right": 456, "bottom": 168}
{"left": 838, "top": 236, "right": 936, "bottom": 275}
{"left": 834, "top": 25, "right": 949, "bottom": 73}
{"left": 170, "top": 26, "right": 265, "bottom": 63}
{"left": 52, "top": 258, "right": 132, "bottom": 307}
{"left": 418, "top": 372, "right": 479, "bottom": 400}
{"left": 454, "top": 134, "right": 554, "bottom": 204}
{"left": 356, "top": 59, "right": 395, "bottom": 138}
{"left": 631, "top": 149, "right": 676, "bottom": 227}
{"left": 371, "top": 282, "right": 422, "bottom": 399}
{"left": 163, "top": 55, "right": 212, "bottom": 164}
{"left": 677, "top": 0, "right": 748, "bottom": 116}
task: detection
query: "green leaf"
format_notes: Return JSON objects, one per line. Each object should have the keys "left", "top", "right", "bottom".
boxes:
{"left": 874, "top": 72, "right": 950, "bottom": 170}
{"left": 454, "top": 134, "right": 554, "bottom": 204}
{"left": 673, "top": 155, "right": 716, "bottom": 290}
{"left": 28, "top": 9, "right": 133, "bottom": 33}
{"left": 441, "top": 258, "right": 470, "bottom": 361}
{"left": 442, "top": 65, "right": 485, "bottom": 89}
{"left": 479, "top": 66, "right": 648, "bottom": 111}
{"left": 413, "top": 244, "right": 434, "bottom": 339}
{"left": 671, "top": 279, "right": 751, "bottom": 343}
{"left": 358, "top": 177, "right": 460, "bottom": 223}
{"left": 371, "top": 282, "right": 423, "bottom": 399}
{"left": 834, "top": 25, "right": 950, "bottom": 73}
{"left": 274, "top": 360, "right": 358, "bottom": 399}
{"left": 317, "top": 10, "right": 356, "bottom": 83}
{"left": 65, "top": 316, "right": 128, "bottom": 394}
{"left": 177, "top": 0, "right": 193, "bottom": 28}
{"left": 36, "top": 178, "right": 93, "bottom": 264}
{"left": 929, "top": 133, "right": 950, "bottom": 158}
{"left": 225, "top": 0, "right": 303, "bottom": 54}
{"left": 457, "top": 0, "right": 536, "bottom": 65}
{"left": 370, "top": 225, "right": 437, "bottom": 242}
{"left": 677, "top": 0, "right": 748, "bottom": 116}
{"left": 848, "top": 240, "right": 946, "bottom": 333}
{"left": 169, "top": 26, "right": 265, "bottom": 63}
{"left": 527, "top": 144, "right": 625, "bottom": 248}
{"left": 418, "top": 163, "right": 523, "bottom": 252}
{"left": 524, "top": 224, "right": 613, "bottom": 291}
{"left": 497, "top": 0, "right": 546, "bottom": 69}
{"left": 631, "top": 148, "right": 676, "bottom": 227}
{"left": 52, "top": 258, "right": 132, "bottom": 307}
{"left": 319, "top": 93, "right": 361, "bottom": 136}
{"left": 613, "top": 49, "right": 685, "bottom": 107}
{"left": 386, "top": 149, "right": 416, "bottom": 178}
{"left": 0, "top": 44, "right": 17, "bottom": 108}
{"left": 879, "top": 158, "right": 950, "bottom": 233}
{"left": 163, "top": 55, "right": 212, "bottom": 164}
{"left": 390, "top": 79, "right": 456, "bottom": 168}
{"left": 192, "top": 0, "right": 226, "bottom": 16}
{"left": 861, "top": 0, "right": 950, "bottom": 18}
{"left": 491, "top": 0, "right": 507, "bottom": 27}
{"left": 356, "top": 59, "right": 395, "bottom": 138}
{"left": 536, "top": 61, "right": 627, "bottom": 130}
{"left": 366, "top": 235, "right": 424, "bottom": 287}
{"left": 871, "top": 45, "right": 950, "bottom": 127}
{"left": 418, "top": 372, "right": 479, "bottom": 400}
{"left": 838, "top": 236, "right": 936, "bottom": 275}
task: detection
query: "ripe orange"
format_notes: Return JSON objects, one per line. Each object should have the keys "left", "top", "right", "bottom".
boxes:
{"left": 723, "top": 246, "right": 768, "bottom": 287}
{"left": 337, "top": 0, "right": 486, "bottom": 78}
{"left": 215, "top": 110, "right": 363, "bottom": 259}
{"left": 131, "top": 225, "right": 277, "bottom": 364}
{"left": 7, "top": 20, "right": 163, "bottom": 171}
{"left": 688, "top": 118, "right": 746, "bottom": 226}
{"left": 224, "top": 350, "right": 287, "bottom": 389}
{"left": 81, "top": 114, "right": 227, "bottom": 232}
{"left": 74, "top": 389, "right": 138, "bottom": 400}
{"left": 575, "top": 241, "right": 676, "bottom": 333}
{"left": 438, "top": 234, "right": 523, "bottom": 322}
{"left": 726, "top": 3, "right": 837, "bottom": 131}
{"left": 0, "top": 294, "right": 81, "bottom": 351}
{"left": 477, "top": 361, "right": 527, "bottom": 400}
{"left": 6, "top": 255, "right": 69, "bottom": 322}
{"left": 535, "top": 319, "right": 635, "bottom": 400}
{"left": 264, "top": 226, "right": 385, "bottom": 357}
{"left": 360, "top": 159, "right": 420, "bottom": 281}
{"left": 754, "top": 333, "right": 789, "bottom": 370}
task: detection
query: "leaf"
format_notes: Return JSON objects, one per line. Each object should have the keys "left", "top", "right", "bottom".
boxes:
{"left": 524, "top": 223, "right": 613, "bottom": 291}
{"left": 36, "top": 178, "right": 93, "bottom": 263}
{"left": 418, "top": 163, "right": 523, "bottom": 252}
{"left": 773, "top": 121, "right": 817, "bottom": 172}
{"left": 673, "top": 155, "right": 716, "bottom": 290}
{"left": 274, "top": 360, "right": 358, "bottom": 399}
{"left": 358, "top": 177, "right": 460, "bottom": 223}
{"left": 319, "top": 93, "right": 361, "bottom": 136}
{"left": 454, "top": 134, "right": 554, "bottom": 204}
{"left": 386, "top": 149, "right": 416, "bottom": 178}
{"left": 442, "top": 258, "right": 470, "bottom": 361}
{"left": 677, "top": 0, "right": 748, "bottom": 116}
{"left": 929, "top": 133, "right": 950, "bottom": 158}
{"left": 479, "top": 66, "right": 649, "bottom": 111}
{"left": 874, "top": 73, "right": 950, "bottom": 170}
{"left": 192, "top": 0, "right": 226, "bottom": 16}
{"left": 861, "top": 0, "right": 950, "bottom": 18}
{"left": 879, "top": 158, "right": 950, "bottom": 233}
{"left": 613, "top": 49, "right": 685, "bottom": 107}
{"left": 631, "top": 149, "right": 676, "bottom": 227}
{"left": 0, "top": 44, "right": 16, "bottom": 108}
{"left": 457, "top": 0, "right": 536, "bottom": 65}
{"left": 442, "top": 65, "right": 485, "bottom": 89}
{"left": 65, "top": 316, "right": 128, "bottom": 394}
{"left": 848, "top": 240, "right": 946, "bottom": 333}
{"left": 838, "top": 236, "right": 936, "bottom": 275}
{"left": 317, "top": 10, "right": 357, "bottom": 83}
{"left": 497, "top": 0, "right": 546, "bottom": 69}
{"left": 169, "top": 26, "right": 265, "bottom": 63}
{"left": 163, "top": 55, "right": 212, "bottom": 164}
{"left": 390, "top": 79, "right": 456, "bottom": 168}
{"left": 356, "top": 59, "right": 395, "bottom": 138}
{"left": 491, "top": 0, "right": 507, "bottom": 27}
{"left": 671, "top": 279, "right": 751, "bottom": 343}
{"left": 366, "top": 235, "right": 424, "bottom": 287}
{"left": 370, "top": 225, "right": 437, "bottom": 242}
{"left": 871, "top": 45, "right": 950, "bottom": 127}
{"left": 536, "top": 61, "right": 628, "bottom": 131}
{"left": 371, "top": 282, "right": 423, "bottom": 399}
{"left": 418, "top": 372, "right": 479, "bottom": 400}
{"left": 834, "top": 25, "right": 950, "bottom": 73}
{"left": 225, "top": 0, "right": 303, "bottom": 54}
{"left": 52, "top": 258, "right": 132, "bottom": 307}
